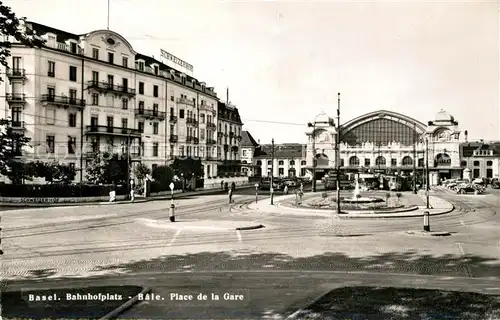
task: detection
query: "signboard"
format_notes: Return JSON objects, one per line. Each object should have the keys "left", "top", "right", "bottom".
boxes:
{"left": 160, "top": 49, "right": 193, "bottom": 75}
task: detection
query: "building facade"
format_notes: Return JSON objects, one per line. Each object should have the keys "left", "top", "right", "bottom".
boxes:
{"left": 1, "top": 21, "right": 227, "bottom": 182}
{"left": 304, "top": 109, "right": 465, "bottom": 185}
{"left": 460, "top": 141, "right": 500, "bottom": 180}
{"left": 240, "top": 130, "right": 259, "bottom": 176}
{"left": 253, "top": 143, "right": 308, "bottom": 178}
{"left": 215, "top": 101, "right": 243, "bottom": 177}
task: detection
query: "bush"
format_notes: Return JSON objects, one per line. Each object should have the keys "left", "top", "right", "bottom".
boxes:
{"left": 150, "top": 180, "right": 183, "bottom": 193}
{"left": 0, "top": 184, "right": 127, "bottom": 198}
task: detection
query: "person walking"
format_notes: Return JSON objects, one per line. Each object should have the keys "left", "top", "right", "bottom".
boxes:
{"left": 221, "top": 180, "right": 224, "bottom": 190}
{"left": 228, "top": 188, "right": 233, "bottom": 204}
{"left": 231, "top": 182, "right": 236, "bottom": 192}
{"left": 284, "top": 185, "right": 289, "bottom": 195}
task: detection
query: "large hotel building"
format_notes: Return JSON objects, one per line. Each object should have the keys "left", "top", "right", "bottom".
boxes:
{"left": 1, "top": 21, "right": 243, "bottom": 182}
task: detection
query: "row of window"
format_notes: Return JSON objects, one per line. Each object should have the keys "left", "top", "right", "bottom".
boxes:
{"left": 256, "top": 160, "right": 307, "bottom": 166}
{"left": 462, "top": 160, "right": 494, "bottom": 167}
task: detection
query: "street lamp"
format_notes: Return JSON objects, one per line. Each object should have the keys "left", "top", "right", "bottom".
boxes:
{"left": 307, "top": 112, "right": 329, "bottom": 192}
{"left": 425, "top": 137, "right": 430, "bottom": 209}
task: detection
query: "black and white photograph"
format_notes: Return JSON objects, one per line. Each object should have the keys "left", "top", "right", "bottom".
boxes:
{"left": 0, "top": 0, "right": 499, "bottom": 319}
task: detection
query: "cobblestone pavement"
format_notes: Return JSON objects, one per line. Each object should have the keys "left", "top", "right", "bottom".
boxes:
{"left": 2, "top": 189, "right": 500, "bottom": 281}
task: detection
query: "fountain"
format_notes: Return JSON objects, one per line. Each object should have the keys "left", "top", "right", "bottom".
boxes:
{"left": 340, "top": 178, "right": 382, "bottom": 204}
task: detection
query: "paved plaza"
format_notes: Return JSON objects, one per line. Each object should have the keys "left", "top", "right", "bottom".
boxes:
{"left": 2, "top": 187, "right": 500, "bottom": 318}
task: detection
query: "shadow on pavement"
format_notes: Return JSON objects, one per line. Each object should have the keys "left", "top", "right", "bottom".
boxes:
{"left": 290, "top": 286, "right": 500, "bottom": 320}
{"left": 4, "top": 250, "right": 500, "bottom": 319}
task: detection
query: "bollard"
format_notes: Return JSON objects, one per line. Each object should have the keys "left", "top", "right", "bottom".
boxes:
{"left": 423, "top": 211, "right": 430, "bottom": 232}
{"left": 169, "top": 203, "right": 175, "bottom": 222}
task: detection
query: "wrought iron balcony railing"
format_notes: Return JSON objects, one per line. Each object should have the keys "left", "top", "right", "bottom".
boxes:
{"left": 169, "top": 135, "right": 178, "bottom": 143}
{"left": 169, "top": 115, "right": 177, "bottom": 123}
{"left": 6, "top": 93, "right": 26, "bottom": 103}
{"left": 6, "top": 68, "right": 26, "bottom": 79}
{"left": 41, "top": 94, "right": 85, "bottom": 108}
{"left": 134, "top": 108, "right": 166, "bottom": 120}
{"left": 87, "top": 81, "right": 136, "bottom": 95}
{"left": 176, "top": 98, "right": 195, "bottom": 106}
{"left": 85, "top": 125, "right": 141, "bottom": 137}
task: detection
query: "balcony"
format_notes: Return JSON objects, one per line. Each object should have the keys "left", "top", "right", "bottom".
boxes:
{"left": 229, "top": 132, "right": 234, "bottom": 137}
{"left": 176, "top": 98, "right": 195, "bottom": 106}
{"left": 134, "top": 108, "right": 166, "bottom": 121}
{"left": 41, "top": 94, "right": 85, "bottom": 109}
{"left": 186, "top": 136, "right": 194, "bottom": 143}
{"left": 6, "top": 68, "right": 26, "bottom": 81}
{"left": 193, "top": 137, "right": 199, "bottom": 144}
{"left": 6, "top": 93, "right": 26, "bottom": 106}
{"left": 186, "top": 117, "right": 194, "bottom": 124}
{"left": 7, "top": 120, "right": 26, "bottom": 131}
{"left": 85, "top": 125, "right": 141, "bottom": 137}
{"left": 169, "top": 115, "right": 177, "bottom": 123}
{"left": 169, "top": 135, "right": 178, "bottom": 143}
{"left": 130, "top": 151, "right": 142, "bottom": 160}
{"left": 217, "top": 132, "right": 223, "bottom": 138}
{"left": 207, "top": 139, "right": 217, "bottom": 145}
{"left": 207, "top": 122, "right": 216, "bottom": 129}
{"left": 87, "top": 81, "right": 136, "bottom": 96}
{"left": 193, "top": 119, "right": 199, "bottom": 127}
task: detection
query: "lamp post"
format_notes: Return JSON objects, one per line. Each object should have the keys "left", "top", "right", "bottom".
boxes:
{"left": 307, "top": 122, "right": 317, "bottom": 192}
{"left": 270, "top": 138, "right": 275, "bottom": 205}
{"left": 336, "top": 93, "right": 341, "bottom": 214}
{"left": 412, "top": 123, "right": 417, "bottom": 194}
{"left": 425, "top": 137, "right": 430, "bottom": 209}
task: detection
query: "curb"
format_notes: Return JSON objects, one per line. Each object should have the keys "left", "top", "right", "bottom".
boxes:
{"left": 99, "top": 286, "right": 151, "bottom": 320}
{"left": 285, "top": 288, "right": 333, "bottom": 320}
{"left": 405, "top": 230, "right": 452, "bottom": 236}
{"left": 236, "top": 224, "right": 265, "bottom": 231}
{"left": 340, "top": 205, "right": 454, "bottom": 219}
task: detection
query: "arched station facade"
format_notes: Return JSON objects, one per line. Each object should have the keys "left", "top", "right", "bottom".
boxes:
{"left": 305, "top": 109, "right": 463, "bottom": 185}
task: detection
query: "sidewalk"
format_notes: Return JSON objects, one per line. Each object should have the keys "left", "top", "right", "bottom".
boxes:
{"left": 0, "top": 184, "right": 255, "bottom": 208}
{"left": 247, "top": 192, "right": 454, "bottom": 219}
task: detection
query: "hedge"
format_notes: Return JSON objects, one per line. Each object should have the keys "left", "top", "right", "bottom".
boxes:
{"left": 0, "top": 184, "right": 127, "bottom": 198}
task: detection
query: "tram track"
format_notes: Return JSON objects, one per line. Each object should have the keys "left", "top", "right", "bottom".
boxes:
{"left": 3, "top": 195, "right": 267, "bottom": 239}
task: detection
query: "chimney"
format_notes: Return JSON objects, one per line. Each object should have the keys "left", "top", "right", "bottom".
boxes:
{"left": 464, "top": 130, "right": 468, "bottom": 142}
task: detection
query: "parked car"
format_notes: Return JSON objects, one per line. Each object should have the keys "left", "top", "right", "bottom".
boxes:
{"left": 456, "top": 183, "right": 485, "bottom": 195}
{"left": 472, "top": 178, "right": 484, "bottom": 185}
{"left": 491, "top": 178, "right": 500, "bottom": 189}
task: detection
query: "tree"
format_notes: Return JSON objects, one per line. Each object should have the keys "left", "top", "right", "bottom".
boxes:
{"left": 23, "top": 161, "right": 76, "bottom": 184}
{"left": 85, "top": 152, "right": 128, "bottom": 185}
{"left": 170, "top": 157, "right": 203, "bottom": 179}
{"left": 0, "top": 2, "right": 44, "bottom": 82}
{"left": 0, "top": 119, "right": 30, "bottom": 183}
{"left": 134, "top": 163, "right": 151, "bottom": 181}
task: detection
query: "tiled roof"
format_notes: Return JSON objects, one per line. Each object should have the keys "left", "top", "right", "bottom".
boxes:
{"left": 218, "top": 101, "right": 243, "bottom": 124}
{"left": 27, "top": 21, "right": 80, "bottom": 42}
{"left": 25, "top": 22, "right": 218, "bottom": 98}
{"left": 460, "top": 141, "right": 500, "bottom": 157}
{"left": 254, "top": 144, "right": 306, "bottom": 159}
{"left": 241, "top": 131, "right": 259, "bottom": 147}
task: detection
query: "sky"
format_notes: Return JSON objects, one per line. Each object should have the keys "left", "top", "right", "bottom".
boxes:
{"left": 4, "top": 0, "right": 499, "bottom": 144}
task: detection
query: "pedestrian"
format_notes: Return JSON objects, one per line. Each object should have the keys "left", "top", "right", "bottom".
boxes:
{"left": 300, "top": 183, "right": 303, "bottom": 193}
{"left": 221, "top": 180, "right": 224, "bottom": 190}
{"left": 231, "top": 182, "right": 236, "bottom": 192}
{"left": 224, "top": 182, "right": 228, "bottom": 192}
{"left": 228, "top": 188, "right": 233, "bottom": 203}
{"left": 284, "top": 185, "right": 289, "bottom": 194}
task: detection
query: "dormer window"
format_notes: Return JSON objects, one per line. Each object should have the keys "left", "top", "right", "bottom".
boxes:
{"left": 137, "top": 61, "right": 145, "bottom": 71}
{"left": 70, "top": 42, "right": 77, "bottom": 54}
{"left": 153, "top": 65, "right": 159, "bottom": 75}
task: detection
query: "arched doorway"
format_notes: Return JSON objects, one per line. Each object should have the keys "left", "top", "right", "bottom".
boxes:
{"left": 315, "top": 153, "right": 329, "bottom": 166}
{"left": 288, "top": 168, "right": 296, "bottom": 178}
{"left": 349, "top": 156, "right": 360, "bottom": 167}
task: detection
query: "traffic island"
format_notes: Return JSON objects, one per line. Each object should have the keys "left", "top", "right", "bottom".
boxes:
{"left": 286, "top": 286, "right": 500, "bottom": 320}
{"left": 405, "top": 230, "right": 452, "bottom": 237}
{"left": 1, "top": 285, "right": 146, "bottom": 320}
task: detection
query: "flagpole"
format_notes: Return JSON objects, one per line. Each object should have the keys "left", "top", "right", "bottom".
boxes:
{"left": 107, "top": 0, "right": 110, "bottom": 30}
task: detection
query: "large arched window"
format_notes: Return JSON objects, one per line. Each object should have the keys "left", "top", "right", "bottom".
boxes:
{"left": 342, "top": 118, "right": 421, "bottom": 146}
{"left": 402, "top": 156, "right": 413, "bottom": 166}
{"left": 315, "top": 154, "right": 329, "bottom": 166}
{"left": 435, "top": 153, "right": 451, "bottom": 166}
{"left": 349, "top": 156, "right": 359, "bottom": 166}
{"left": 375, "top": 156, "right": 386, "bottom": 166}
